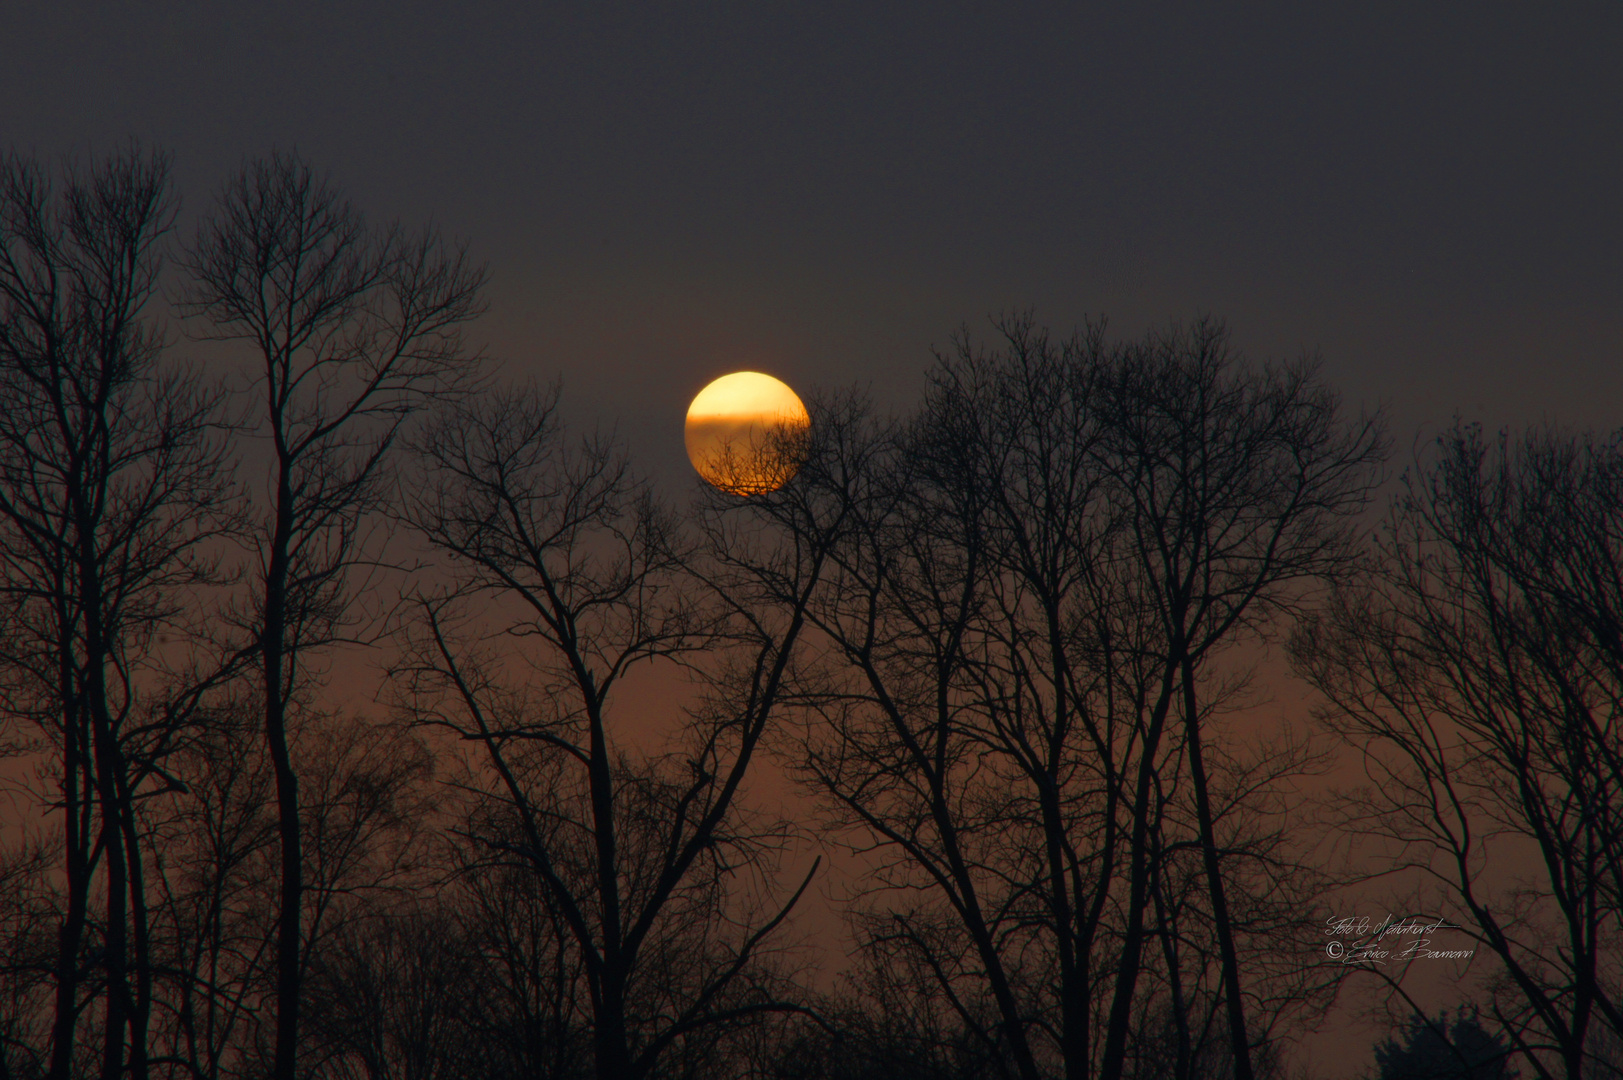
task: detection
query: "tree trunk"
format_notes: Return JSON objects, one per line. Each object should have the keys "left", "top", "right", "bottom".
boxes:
{"left": 82, "top": 543, "right": 131, "bottom": 1080}
{"left": 593, "top": 970, "right": 633, "bottom": 1080}
{"left": 1181, "top": 657, "right": 1254, "bottom": 1080}
{"left": 266, "top": 467, "right": 301, "bottom": 1080}
{"left": 91, "top": 715, "right": 129, "bottom": 1080}
{"left": 120, "top": 780, "right": 153, "bottom": 1080}
{"left": 48, "top": 709, "right": 91, "bottom": 1080}
{"left": 1099, "top": 668, "right": 1179, "bottom": 1080}
{"left": 267, "top": 662, "right": 302, "bottom": 1080}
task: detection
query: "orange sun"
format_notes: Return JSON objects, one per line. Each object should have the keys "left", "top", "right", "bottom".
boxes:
{"left": 684, "top": 372, "right": 810, "bottom": 494}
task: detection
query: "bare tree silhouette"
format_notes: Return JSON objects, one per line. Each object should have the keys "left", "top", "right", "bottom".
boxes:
{"left": 1088, "top": 318, "right": 1384, "bottom": 1080}
{"left": 1293, "top": 423, "right": 1623, "bottom": 1080}
{"left": 394, "top": 384, "right": 823, "bottom": 1080}
{"left": 178, "top": 151, "right": 486, "bottom": 1080}
{"left": 0, "top": 147, "right": 236, "bottom": 1080}
{"left": 735, "top": 318, "right": 1381, "bottom": 1080}
{"left": 7, "top": 143, "right": 1611, "bottom": 1080}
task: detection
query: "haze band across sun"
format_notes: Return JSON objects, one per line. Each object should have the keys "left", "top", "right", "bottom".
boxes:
{"left": 684, "top": 371, "right": 810, "bottom": 494}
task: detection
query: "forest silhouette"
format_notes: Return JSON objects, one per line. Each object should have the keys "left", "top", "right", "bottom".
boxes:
{"left": 0, "top": 148, "right": 1618, "bottom": 1080}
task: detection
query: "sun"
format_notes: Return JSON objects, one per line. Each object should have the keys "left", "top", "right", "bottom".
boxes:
{"left": 684, "top": 372, "right": 810, "bottom": 494}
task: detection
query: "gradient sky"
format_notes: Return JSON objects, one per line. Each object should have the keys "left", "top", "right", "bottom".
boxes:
{"left": 6, "top": 1, "right": 1621, "bottom": 488}
{"left": 5, "top": 7, "right": 1620, "bottom": 1071}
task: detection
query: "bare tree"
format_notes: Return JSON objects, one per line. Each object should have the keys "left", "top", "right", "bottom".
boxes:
{"left": 130, "top": 701, "right": 434, "bottom": 1080}
{"left": 395, "top": 384, "right": 824, "bottom": 1080}
{"left": 0, "top": 842, "right": 54, "bottom": 1080}
{"left": 0, "top": 147, "right": 235, "bottom": 1080}
{"left": 772, "top": 338, "right": 1119, "bottom": 1080}
{"left": 179, "top": 151, "right": 486, "bottom": 1080}
{"left": 441, "top": 828, "right": 592, "bottom": 1079}
{"left": 1090, "top": 318, "right": 1384, "bottom": 1080}
{"left": 142, "top": 699, "right": 278, "bottom": 1080}
{"left": 300, "top": 907, "right": 482, "bottom": 1080}
{"left": 745, "top": 318, "right": 1381, "bottom": 1080}
{"left": 1292, "top": 423, "right": 1623, "bottom": 1080}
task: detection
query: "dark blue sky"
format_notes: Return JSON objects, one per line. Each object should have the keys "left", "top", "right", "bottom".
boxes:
{"left": 6, "top": 0, "right": 1621, "bottom": 480}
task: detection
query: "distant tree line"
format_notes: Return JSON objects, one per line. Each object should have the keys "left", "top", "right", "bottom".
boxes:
{"left": 0, "top": 146, "right": 1617, "bottom": 1080}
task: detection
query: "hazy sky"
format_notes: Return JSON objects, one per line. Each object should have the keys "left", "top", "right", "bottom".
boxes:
{"left": 6, "top": 6, "right": 1619, "bottom": 1071}
{"left": 6, "top": 1, "right": 1621, "bottom": 485}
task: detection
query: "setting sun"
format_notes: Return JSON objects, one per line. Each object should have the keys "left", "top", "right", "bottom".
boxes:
{"left": 684, "top": 371, "right": 810, "bottom": 494}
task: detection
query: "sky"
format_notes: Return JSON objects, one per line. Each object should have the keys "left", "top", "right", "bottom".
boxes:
{"left": 5, "top": 3, "right": 1621, "bottom": 1072}
{"left": 5, "top": 0, "right": 1622, "bottom": 486}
